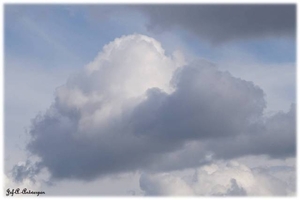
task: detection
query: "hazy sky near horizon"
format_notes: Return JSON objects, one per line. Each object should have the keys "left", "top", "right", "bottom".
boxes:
{"left": 4, "top": 4, "right": 296, "bottom": 196}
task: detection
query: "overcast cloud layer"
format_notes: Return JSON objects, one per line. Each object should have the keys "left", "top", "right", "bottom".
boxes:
{"left": 9, "top": 34, "right": 295, "bottom": 184}
{"left": 134, "top": 4, "right": 296, "bottom": 43}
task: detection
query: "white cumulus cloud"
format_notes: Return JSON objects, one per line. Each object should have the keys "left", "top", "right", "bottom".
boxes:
{"left": 139, "top": 160, "right": 295, "bottom": 196}
{"left": 9, "top": 34, "right": 295, "bottom": 195}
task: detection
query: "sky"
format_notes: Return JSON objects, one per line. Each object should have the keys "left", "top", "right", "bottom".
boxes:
{"left": 4, "top": 4, "right": 296, "bottom": 196}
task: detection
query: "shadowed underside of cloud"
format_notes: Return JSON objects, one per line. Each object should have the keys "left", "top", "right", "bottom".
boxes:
{"left": 14, "top": 34, "right": 295, "bottom": 182}
{"left": 133, "top": 4, "right": 296, "bottom": 43}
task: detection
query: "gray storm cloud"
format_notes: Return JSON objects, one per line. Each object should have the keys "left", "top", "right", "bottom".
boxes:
{"left": 134, "top": 4, "right": 296, "bottom": 43}
{"left": 14, "top": 34, "right": 295, "bottom": 182}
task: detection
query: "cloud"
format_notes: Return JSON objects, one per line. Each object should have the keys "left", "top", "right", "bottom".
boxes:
{"left": 222, "top": 179, "right": 247, "bottom": 196}
{"left": 10, "top": 161, "right": 41, "bottom": 183}
{"left": 216, "top": 57, "right": 296, "bottom": 113}
{"left": 139, "top": 160, "right": 295, "bottom": 196}
{"left": 134, "top": 4, "right": 296, "bottom": 44}
{"left": 205, "top": 104, "right": 296, "bottom": 159}
{"left": 140, "top": 173, "right": 194, "bottom": 195}
{"left": 5, "top": 161, "right": 51, "bottom": 194}
{"left": 26, "top": 34, "right": 183, "bottom": 180}
{"left": 19, "top": 34, "right": 295, "bottom": 182}
{"left": 130, "top": 60, "right": 266, "bottom": 141}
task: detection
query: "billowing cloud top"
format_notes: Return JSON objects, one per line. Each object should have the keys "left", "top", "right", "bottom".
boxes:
{"left": 19, "top": 34, "right": 295, "bottom": 182}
